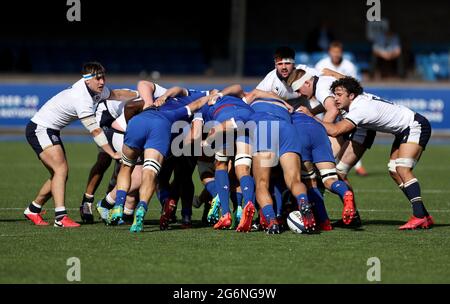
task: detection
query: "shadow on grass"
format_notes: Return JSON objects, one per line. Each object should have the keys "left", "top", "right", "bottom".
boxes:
{"left": 120, "top": 219, "right": 213, "bottom": 233}
{"left": 0, "top": 218, "right": 27, "bottom": 223}
{"left": 361, "top": 219, "right": 405, "bottom": 226}
{"left": 358, "top": 219, "right": 449, "bottom": 229}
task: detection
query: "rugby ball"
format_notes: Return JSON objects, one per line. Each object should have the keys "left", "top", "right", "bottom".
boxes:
{"left": 287, "top": 211, "right": 307, "bottom": 234}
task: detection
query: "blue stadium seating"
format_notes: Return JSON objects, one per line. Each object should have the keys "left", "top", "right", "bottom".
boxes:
{"left": 416, "top": 53, "right": 450, "bottom": 81}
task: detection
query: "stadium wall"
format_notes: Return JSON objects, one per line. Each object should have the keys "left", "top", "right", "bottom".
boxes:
{"left": 0, "top": 83, "right": 449, "bottom": 133}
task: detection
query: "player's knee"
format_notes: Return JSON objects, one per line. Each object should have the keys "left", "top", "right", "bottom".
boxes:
{"left": 256, "top": 177, "right": 270, "bottom": 189}
{"left": 301, "top": 170, "right": 317, "bottom": 181}
{"left": 387, "top": 159, "right": 397, "bottom": 173}
{"left": 387, "top": 159, "right": 399, "bottom": 178}
{"left": 215, "top": 152, "right": 229, "bottom": 163}
{"left": 234, "top": 153, "right": 252, "bottom": 168}
{"left": 53, "top": 161, "right": 68, "bottom": 175}
{"left": 121, "top": 154, "right": 137, "bottom": 167}
{"left": 336, "top": 161, "right": 351, "bottom": 176}
{"left": 143, "top": 158, "right": 162, "bottom": 176}
{"left": 395, "top": 158, "right": 416, "bottom": 177}
{"left": 285, "top": 172, "right": 301, "bottom": 188}
{"left": 319, "top": 168, "right": 338, "bottom": 183}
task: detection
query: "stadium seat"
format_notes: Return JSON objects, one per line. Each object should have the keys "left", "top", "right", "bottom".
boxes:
{"left": 310, "top": 52, "right": 327, "bottom": 65}
{"left": 295, "top": 52, "right": 311, "bottom": 66}
{"left": 416, "top": 52, "right": 450, "bottom": 81}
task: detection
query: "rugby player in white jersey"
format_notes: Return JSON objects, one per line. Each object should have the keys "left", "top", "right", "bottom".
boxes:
{"left": 256, "top": 47, "right": 300, "bottom": 100}
{"left": 24, "top": 62, "right": 138, "bottom": 227}
{"left": 290, "top": 68, "right": 374, "bottom": 227}
{"left": 314, "top": 41, "right": 368, "bottom": 177}
{"left": 315, "top": 41, "right": 358, "bottom": 80}
{"left": 301, "top": 76, "right": 433, "bottom": 230}
{"left": 290, "top": 69, "right": 375, "bottom": 181}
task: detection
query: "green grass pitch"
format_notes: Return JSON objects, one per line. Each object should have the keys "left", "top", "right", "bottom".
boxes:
{"left": 0, "top": 141, "right": 449, "bottom": 283}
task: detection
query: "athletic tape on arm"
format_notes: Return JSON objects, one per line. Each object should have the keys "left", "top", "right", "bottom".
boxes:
{"left": 80, "top": 115, "right": 99, "bottom": 132}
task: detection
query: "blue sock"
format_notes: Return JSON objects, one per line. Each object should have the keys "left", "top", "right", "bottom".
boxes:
{"left": 136, "top": 201, "right": 148, "bottom": 211}
{"left": 308, "top": 187, "right": 329, "bottom": 222}
{"left": 240, "top": 175, "right": 255, "bottom": 206}
{"left": 181, "top": 207, "right": 192, "bottom": 217}
{"left": 115, "top": 190, "right": 127, "bottom": 207}
{"left": 330, "top": 180, "right": 350, "bottom": 200}
{"left": 271, "top": 182, "right": 283, "bottom": 218}
{"left": 215, "top": 170, "right": 230, "bottom": 215}
{"left": 262, "top": 205, "right": 276, "bottom": 222}
{"left": 205, "top": 180, "right": 218, "bottom": 198}
{"left": 403, "top": 179, "right": 428, "bottom": 218}
{"left": 230, "top": 191, "right": 243, "bottom": 209}
{"left": 296, "top": 194, "right": 310, "bottom": 210}
{"left": 157, "top": 189, "right": 170, "bottom": 208}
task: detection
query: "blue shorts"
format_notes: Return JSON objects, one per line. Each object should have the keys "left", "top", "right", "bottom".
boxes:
{"left": 215, "top": 106, "right": 254, "bottom": 124}
{"left": 251, "top": 115, "right": 301, "bottom": 157}
{"left": 292, "top": 113, "right": 335, "bottom": 163}
{"left": 124, "top": 111, "right": 172, "bottom": 157}
{"left": 211, "top": 106, "right": 254, "bottom": 148}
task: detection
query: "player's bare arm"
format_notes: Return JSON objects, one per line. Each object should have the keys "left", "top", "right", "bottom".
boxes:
{"left": 245, "top": 89, "right": 285, "bottom": 104}
{"left": 322, "top": 96, "right": 340, "bottom": 123}
{"left": 154, "top": 86, "right": 189, "bottom": 106}
{"left": 208, "top": 84, "right": 244, "bottom": 105}
{"left": 320, "top": 118, "right": 355, "bottom": 138}
{"left": 109, "top": 89, "right": 139, "bottom": 102}
{"left": 137, "top": 80, "right": 158, "bottom": 109}
{"left": 321, "top": 68, "right": 346, "bottom": 79}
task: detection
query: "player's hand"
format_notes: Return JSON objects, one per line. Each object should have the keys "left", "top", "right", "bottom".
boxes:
{"left": 154, "top": 95, "right": 168, "bottom": 107}
{"left": 112, "top": 151, "right": 122, "bottom": 160}
{"left": 243, "top": 92, "right": 255, "bottom": 104}
{"left": 298, "top": 105, "right": 313, "bottom": 117}
{"left": 209, "top": 89, "right": 220, "bottom": 96}
{"left": 283, "top": 102, "right": 294, "bottom": 113}
{"left": 208, "top": 93, "right": 223, "bottom": 106}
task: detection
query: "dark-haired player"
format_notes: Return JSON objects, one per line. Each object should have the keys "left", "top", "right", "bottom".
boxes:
{"left": 301, "top": 77, "right": 433, "bottom": 230}
{"left": 24, "top": 62, "right": 137, "bottom": 227}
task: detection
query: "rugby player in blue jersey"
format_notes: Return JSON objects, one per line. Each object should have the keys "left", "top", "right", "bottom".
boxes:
{"left": 192, "top": 85, "right": 256, "bottom": 232}
{"left": 111, "top": 85, "right": 211, "bottom": 232}
{"left": 244, "top": 89, "right": 316, "bottom": 234}
{"left": 290, "top": 101, "right": 356, "bottom": 229}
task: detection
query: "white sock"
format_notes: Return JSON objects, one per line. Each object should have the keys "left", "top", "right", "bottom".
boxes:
{"left": 84, "top": 193, "right": 94, "bottom": 199}
{"left": 124, "top": 207, "right": 134, "bottom": 215}
{"left": 106, "top": 193, "right": 115, "bottom": 206}
{"left": 32, "top": 201, "right": 42, "bottom": 208}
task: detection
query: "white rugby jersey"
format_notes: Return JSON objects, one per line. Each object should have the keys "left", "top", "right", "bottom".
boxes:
{"left": 257, "top": 65, "right": 320, "bottom": 100}
{"left": 315, "top": 57, "right": 357, "bottom": 78}
{"left": 95, "top": 99, "right": 124, "bottom": 128}
{"left": 256, "top": 69, "right": 298, "bottom": 100}
{"left": 344, "top": 93, "right": 415, "bottom": 134}
{"left": 313, "top": 75, "right": 336, "bottom": 106}
{"left": 111, "top": 83, "right": 167, "bottom": 131}
{"left": 31, "top": 78, "right": 111, "bottom": 130}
